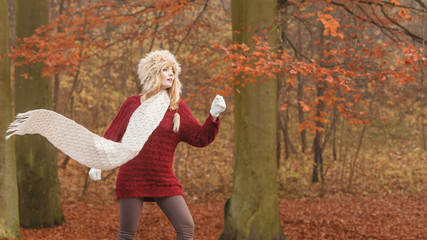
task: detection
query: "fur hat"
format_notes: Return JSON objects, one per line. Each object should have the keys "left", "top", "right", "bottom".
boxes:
{"left": 137, "top": 50, "right": 182, "bottom": 95}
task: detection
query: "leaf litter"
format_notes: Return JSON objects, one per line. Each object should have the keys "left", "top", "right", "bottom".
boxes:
{"left": 10, "top": 194, "right": 426, "bottom": 239}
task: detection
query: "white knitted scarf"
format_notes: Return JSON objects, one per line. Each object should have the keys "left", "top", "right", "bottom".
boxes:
{"left": 5, "top": 90, "right": 170, "bottom": 170}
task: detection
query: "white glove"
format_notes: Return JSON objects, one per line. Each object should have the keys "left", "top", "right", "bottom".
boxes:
{"left": 210, "top": 95, "right": 226, "bottom": 118}
{"left": 89, "top": 168, "right": 102, "bottom": 181}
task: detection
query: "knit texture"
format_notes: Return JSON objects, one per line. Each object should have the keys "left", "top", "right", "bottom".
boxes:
{"left": 104, "top": 97, "right": 220, "bottom": 199}
{"left": 5, "top": 91, "right": 170, "bottom": 170}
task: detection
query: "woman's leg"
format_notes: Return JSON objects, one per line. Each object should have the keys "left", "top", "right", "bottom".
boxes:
{"left": 154, "top": 195, "right": 194, "bottom": 240}
{"left": 117, "top": 198, "right": 143, "bottom": 240}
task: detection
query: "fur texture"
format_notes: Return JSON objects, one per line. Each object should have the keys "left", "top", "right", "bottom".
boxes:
{"left": 137, "top": 50, "right": 182, "bottom": 111}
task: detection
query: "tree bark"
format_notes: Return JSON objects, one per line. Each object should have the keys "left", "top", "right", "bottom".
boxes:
{"left": 14, "top": 0, "right": 64, "bottom": 228}
{"left": 297, "top": 74, "right": 306, "bottom": 153}
{"left": 296, "top": 19, "right": 306, "bottom": 153}
{"left": 311, "top": 81, "right": 325, "bottom": 184}
{"left": 53, "top": 0, "right": 65, "bottom": 112}
{"left": 220, "top": 0, "right": 286, "bottom": 239}
{"left": 0, "top": 0, "right": 20, "bottom": 237}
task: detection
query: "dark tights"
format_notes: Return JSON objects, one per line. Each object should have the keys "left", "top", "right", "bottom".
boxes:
{"left": 117, "top": 196, "right": 194, "bottom": 240}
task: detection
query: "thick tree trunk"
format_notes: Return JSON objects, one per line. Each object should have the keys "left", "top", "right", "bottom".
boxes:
{"left": 220, "top": 0, "right": 286, "bottom": 239}
{"left": 0, "top": 0, "right": 20, "bottom": 237}
{"left": 14, "top": 0, "right": 64, "bottom": 228}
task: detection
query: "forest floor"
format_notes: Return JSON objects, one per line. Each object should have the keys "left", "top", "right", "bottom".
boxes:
{"left": 15, "top": 193, "right": 427, "bottom": 240}
{"left": 8, "top": 143, "right": 427, "bottom": 240}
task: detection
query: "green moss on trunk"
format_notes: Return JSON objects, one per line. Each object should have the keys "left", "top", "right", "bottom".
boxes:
{"left": 14, "top": 0, "right": 64, "bottom": 228}
{"left": 220, "top": 0, "right": 286, "bottom": 239}
{"left": 0, "top": 0, "right": 21, "bottom": 237}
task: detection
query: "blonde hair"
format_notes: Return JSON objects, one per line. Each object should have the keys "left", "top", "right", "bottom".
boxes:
{"left": 137, "top": 50, "right": 182, "bottom": 110}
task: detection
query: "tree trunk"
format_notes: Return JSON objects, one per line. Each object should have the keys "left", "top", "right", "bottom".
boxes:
{"left": 311, "top": 82, "right": 325, "bottom": 184}
{"left": 311, "top": 133, "right": 324, "bottom": 183}
{"left": 14, "top": 0, "right": 64, "bottom": 228}
{"left": 220, "top": 0, "right": 286, "bottom": 239}
{"left": 52, "top": 0, "right": 65, "bottom": 112}
{"left": 0, "top": 0, "right": 20, "bottom": 237}
{"left": 277, "top": 85, "right": 282, "bottom": 167}
{"left": 420, "top": 57, "right": 426, "bottom": 151}
{"left": 297, "top": 74, "right": 306, "bottom": 153}
{"left": 331, "top": 104, "right": 338, "bottom": 161}
{"left": 296, "top": 19, "right": 306, "bottom": 153}
{"left": 281, "top": 108, "right": 296, "bottom": 160}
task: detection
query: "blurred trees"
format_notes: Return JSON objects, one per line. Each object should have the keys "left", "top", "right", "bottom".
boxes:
{"left": 274, "top": 0, "right": 426, "bottom": 190}
{"left": 14, "top": 0, "right": 64, "bottom": 228}
{"left": 0, "top": 0, "right": 20, "bottom": 237}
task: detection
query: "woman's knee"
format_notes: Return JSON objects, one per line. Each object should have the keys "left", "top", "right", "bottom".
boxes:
{"left": 171, "top": 209, "right": 194, "bottom": 240}
{"left": 179, "top": 216, "right": 194, "bottom": 239}
{"left": 155, "top": 196, "right": 194, "bottom": 239}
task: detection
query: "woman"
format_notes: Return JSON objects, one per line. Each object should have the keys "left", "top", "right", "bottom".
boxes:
{"left": 89, "top": 50, "right": 226, "bottom": 240}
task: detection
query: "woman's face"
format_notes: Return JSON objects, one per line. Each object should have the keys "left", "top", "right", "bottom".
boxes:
{"left": 160, "top": 66, "right": 175, "bottom": 90}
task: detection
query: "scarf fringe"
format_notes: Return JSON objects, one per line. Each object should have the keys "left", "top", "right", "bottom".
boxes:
{"left": 5, "top": 111, "right": 32, "bottom": 140}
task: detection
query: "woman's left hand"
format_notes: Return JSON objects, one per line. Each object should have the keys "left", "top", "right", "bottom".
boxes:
{"left": 210, "top": 95, "right": 226, "bottom": 118}
{"left": 89, "top": 168, "right": 102, "bottom": 181}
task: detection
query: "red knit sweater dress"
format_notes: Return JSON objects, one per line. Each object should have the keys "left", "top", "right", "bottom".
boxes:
{"left": 103, "top": 95, "right": 220, "bottom": 200}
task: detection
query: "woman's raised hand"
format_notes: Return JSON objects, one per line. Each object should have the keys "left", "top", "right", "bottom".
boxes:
{"left": 210, "top": 95, "right": 226, "bottom": 118}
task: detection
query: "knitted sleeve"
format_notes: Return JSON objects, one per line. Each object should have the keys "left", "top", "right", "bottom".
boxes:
{"left": 178, "top": 100, "right": 220, "bottom": 147}
{"left": 103, "top": 96, "right": 140, "bottom": 142}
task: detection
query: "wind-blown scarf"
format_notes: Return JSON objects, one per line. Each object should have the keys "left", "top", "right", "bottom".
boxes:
{"left": 5, "top": 90, "right": 170, "bottom": 170}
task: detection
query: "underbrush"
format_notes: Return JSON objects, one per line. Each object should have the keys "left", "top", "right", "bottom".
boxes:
{"left": 278, "top": 141, "right": 427, "bottom": 199}
{"left": 276, "top": 116, "right": 427, "bottom": 199}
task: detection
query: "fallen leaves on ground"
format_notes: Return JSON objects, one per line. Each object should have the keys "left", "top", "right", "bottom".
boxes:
{"left": 13, "top": 194, "right": 426, "bottom": 240}
{"left": 280, "top": 194, "right": 427, "bottom": 239}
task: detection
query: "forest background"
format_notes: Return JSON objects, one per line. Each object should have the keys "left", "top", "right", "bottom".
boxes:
{"left": 1, "top": 0, "right": 427, "bottom": 239}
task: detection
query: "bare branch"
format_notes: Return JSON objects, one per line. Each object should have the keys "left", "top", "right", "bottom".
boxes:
{"left": 414, "top": 0, "right": 426, "bottom": 9}
{"left": 330, "top": 0, "right": 425, "bottom": 45}
{"left": 174, "top": 0, "right": 210, "bottom": 54}
{"left": 358, "top": 0, "right": 427, "bottom": 14}
{"left": 380, "top": 5, "right": 425, "bottom": 44}
{"left": 280, "top": 31, "right": 309, "bottom": 59}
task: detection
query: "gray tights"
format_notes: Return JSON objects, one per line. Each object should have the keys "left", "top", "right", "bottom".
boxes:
{"left": 117, "top": 195, "right": 194, "bottom": 240}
